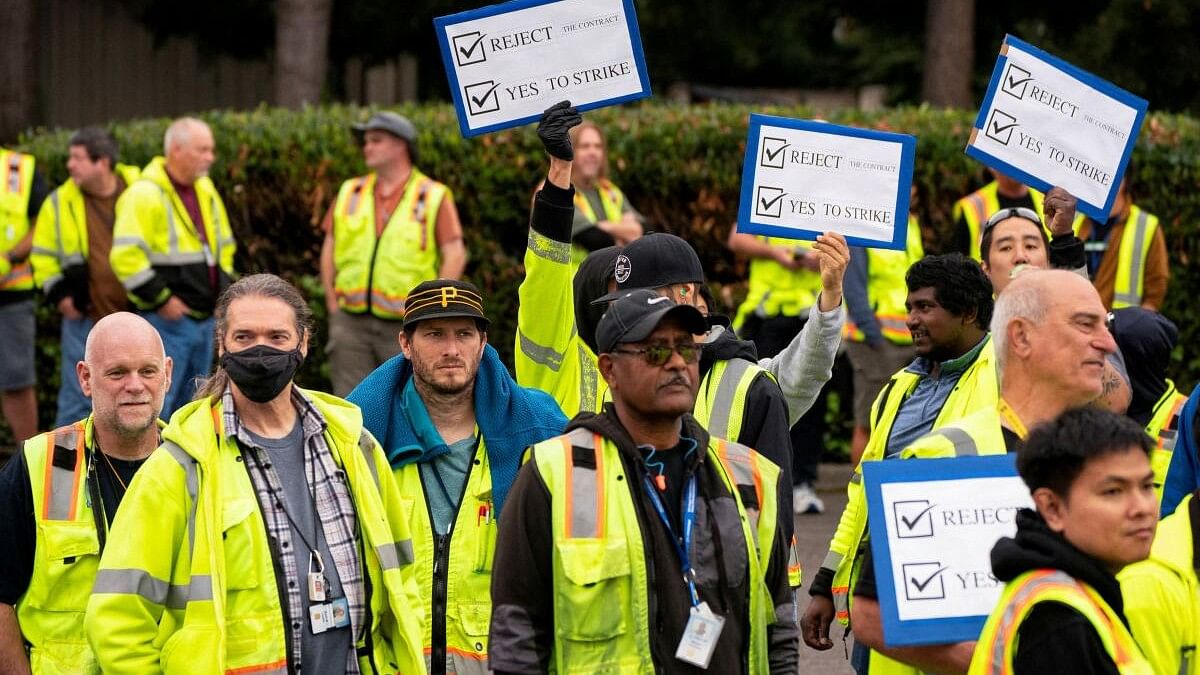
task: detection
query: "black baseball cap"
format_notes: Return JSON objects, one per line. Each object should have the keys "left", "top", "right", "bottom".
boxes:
{"left": 596, "top": 289, "right": 707, "bottom": 354}
{"left": 402, "top": 279, "right": 490, "bottom": 329}
{"left": 611, "top": 232, "right": 704, "bottom": 290}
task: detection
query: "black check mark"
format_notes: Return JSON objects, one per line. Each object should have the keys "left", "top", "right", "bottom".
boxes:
{"left": 457, "top": 33, "right": 486, "bottom": 60}
{"left": 1006, "top": 72, "right": 1032, "bottom": 90}
{"left": 469, "top": 83, "right": 500, "bottom": 109}
{"left": 764, "top": 142, "right": 788, "bottom": 163}
{"left": 899, "top": 503, "right": 937, "bottom": 531}
{"left": 760, "top": 192, "right": 785, "bottom": 211}
{"left": 991, "top": 118, "right": 1018, "bottom": 136}
{"left": 909, "top": 566, "right": 948, "bottom": 592}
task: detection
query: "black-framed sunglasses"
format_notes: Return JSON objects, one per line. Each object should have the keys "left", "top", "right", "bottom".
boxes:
{"left": 611, "top": 342, "right": 700, "bottom": 366}
{"left": 983, "top": 206, "right": 1043, "bottom": 233}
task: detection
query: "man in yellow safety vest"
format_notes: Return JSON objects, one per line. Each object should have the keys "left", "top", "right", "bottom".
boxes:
{"left": 563, "top": 120, "right": 643, "bottom": 264}
{"left": 1074, "top": 174, "right": 1169, "bottom": 311}
{"left": 320, "top": 111, "right": 467, "bottom": 396}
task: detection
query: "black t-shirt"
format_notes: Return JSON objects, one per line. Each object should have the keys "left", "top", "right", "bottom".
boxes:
{"left": 853, "top": 428, "right": 1024, "bottom": 600}
{"left": 638, "top": 439, "right": 695, "bottom": 532}
{"left": 1010, "top": 602, "right": 1120, "bottom": 674}
{"left": 0, "top": 448, "right": 144, "bottom": 604}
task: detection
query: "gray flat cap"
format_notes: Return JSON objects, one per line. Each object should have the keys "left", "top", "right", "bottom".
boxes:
{"left": 351, "top": 111, "right": 417, "bottom": 143}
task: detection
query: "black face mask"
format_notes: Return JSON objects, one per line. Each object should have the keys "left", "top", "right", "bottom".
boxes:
{"left": 220, "top": 344, "right": 304, "bottom": 403}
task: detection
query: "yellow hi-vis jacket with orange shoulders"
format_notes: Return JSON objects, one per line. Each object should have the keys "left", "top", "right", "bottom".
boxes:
{"left": 331, "top": 169, "right": 449, "bottom": 319}
{"left": 953, "top": 183, "right": 1045, "bottom": 262}
{"left": 84, "top": 389, "right": 424, "bottom": 675}
{"left": 0, "top": 148, "right": 37, "bottom": 292}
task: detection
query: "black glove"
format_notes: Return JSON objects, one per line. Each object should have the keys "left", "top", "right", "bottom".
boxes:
{"left": 537, "top": 100, "right": 582, "bottom": 160}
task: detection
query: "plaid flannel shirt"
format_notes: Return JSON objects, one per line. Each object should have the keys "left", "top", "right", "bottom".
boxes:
{"left": 224, "top": 386, "right": 365, "bottom": 674}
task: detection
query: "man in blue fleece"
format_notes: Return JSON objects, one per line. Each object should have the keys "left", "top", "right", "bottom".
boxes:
{"left": 347, "top": 278, "right": 567, "bottom": 675}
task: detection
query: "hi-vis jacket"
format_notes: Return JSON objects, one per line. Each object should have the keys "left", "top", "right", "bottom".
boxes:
{"left": 0, "top": 148, "right": 37, "bottom": 292}
{"left": 953, "top": 182, "right": 1044, "bottom": 262}
{"left": 844, "top": 215, "right": 925, "bottom": 345}
{"left": 331, "top": 169, "right": 449, "bottom": 319}
{"left": 1148, "top": 380, "right": 1188, "bottom": 504}
{"left": 571, "top": 179, "right": 626, "bottom": 265}
{"left": 31, "top": 164, "right": 141, "bottom": 308}
{"left": 1120, "top": 492, "right": 1200, "bottom": 675}
{"left": 820, "top": 338, "right": 996, "bottom": 626}
{"left": 731, "top": 238, "right": 821, "bottom": 331}
{"left": 110, "top": 157, "right": 234, "bottom": 315}
{"left": 84, "top": 389, "right": 424, "bottom": 674}
{"left": 1075, "top": 204, "right": 1162, "bottom": 309}
{"left": 971, "top": 569, "right": 1154, "bottom": 674}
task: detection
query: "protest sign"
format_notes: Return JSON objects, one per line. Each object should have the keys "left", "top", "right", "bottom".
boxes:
{"left": 967, "top": 35, "right": 1148, "bottom": 221}
{"left": 435, "top": 0, "right": 651, "bottom": 137}
{"left": 862, "top": 455, "right": 1034, "bottom": 646}
{"left": 736, "top": 114, "right": 916, "bottom": 250}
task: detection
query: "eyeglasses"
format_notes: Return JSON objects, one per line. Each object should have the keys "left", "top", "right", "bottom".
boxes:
{"left": 983, "top": 206, "right": 1043, "bottom": 233}
{"left": 611, "top": 342, "right": 700, "bottom": 366}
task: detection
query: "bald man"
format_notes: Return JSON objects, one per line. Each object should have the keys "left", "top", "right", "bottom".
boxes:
{"left": 0, "top": 312, "right": 170, "bottom": 673}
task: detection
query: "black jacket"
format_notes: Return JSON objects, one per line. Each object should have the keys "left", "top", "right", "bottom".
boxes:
{"left": 987, "top": 509, "right": 1123, "bottom": 675}
{"left": 488, "top": 407, "right": 799, "bottom": 674}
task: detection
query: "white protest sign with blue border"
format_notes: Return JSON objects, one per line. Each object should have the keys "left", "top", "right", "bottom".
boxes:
{"left": 434, "top": 0, "right": 651, "bottom": 138}
{"left": 862, "top": 454, "right": 1034, "bottom": 647}
{"left": 967, "top": 35, "right": 1148, "bottom": 221}
{"left": 736, "top": 114, "right": 916, "bottom": 250}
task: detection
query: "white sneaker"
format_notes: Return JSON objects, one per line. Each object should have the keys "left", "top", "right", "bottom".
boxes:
{"left": 793, "top": 483, "right": 825, "bottom": 514}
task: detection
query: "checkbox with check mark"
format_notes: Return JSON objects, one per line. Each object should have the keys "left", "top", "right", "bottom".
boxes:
{"left": 755, "top": 186, "right": 786, "bottom": 218}
{"left": 985, "top": 109, "right": 1019, "bottom": 146}
{"left": 464, "top": 80, "right": 501, "bottom": 116}
{"left": 893, "top": 500, "right": 936, "bottom": 539}
{"left": 1002, "top": 64, "right": 1032, "bottom": 100}
{"left": 759, "top": 136, "right": 789, "bottom": 169}
{"left": 902, "top": 562, "right": 948, "bottom": 601}
{"left": 453, "top": 31, "right": 488, "bottom": 66}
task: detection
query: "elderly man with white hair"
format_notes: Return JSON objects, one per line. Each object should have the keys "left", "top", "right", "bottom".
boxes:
{"left": 110, "top": 116, "right": 235, "bottom": 416}
{"left": 0, "top": 312, "right": 170, "bottom": 672}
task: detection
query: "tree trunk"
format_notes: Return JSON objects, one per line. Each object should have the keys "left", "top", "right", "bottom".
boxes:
{"left": 921, "top": 0, "right": 975, "bottom": 108}
{"left": 273, "top": 0, "right": 333, "bottom": 108}
{"left": 0, "top": 0, "right": 36, "bottom": 142}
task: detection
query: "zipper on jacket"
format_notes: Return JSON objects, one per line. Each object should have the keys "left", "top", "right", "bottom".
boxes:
{"left": 420, "top": 446, "right": 480, "bottom": 675}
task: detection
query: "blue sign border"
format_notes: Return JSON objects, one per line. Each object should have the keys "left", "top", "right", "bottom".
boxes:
{"left": 862, "top": 454, "right": 1021, "bottom": 647}
{"left": 736, "top": 113, "right": 916, "bottom": 251}
{"left": 967, "top": 34, "right": 1148, "bottom": 222}
{"left": 434, "top": 0, "right": 653, "bottom": 138}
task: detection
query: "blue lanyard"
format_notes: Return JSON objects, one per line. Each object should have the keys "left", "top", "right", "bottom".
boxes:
{"left": 642, "top": 474, "right": 701, "bottom": 607}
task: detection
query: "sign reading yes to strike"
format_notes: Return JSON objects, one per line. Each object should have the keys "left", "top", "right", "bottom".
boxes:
{"left": 967, "top": 35, "right": 1148, "bottom": 221}
{"left": 435, "top": 0, "right": 651, "bottom": 137}
{"left": 736, "top": 114, "right": 916, "bottom": 250}
{"left": 863, "top": 455, "right": 1034, "bottom": 647}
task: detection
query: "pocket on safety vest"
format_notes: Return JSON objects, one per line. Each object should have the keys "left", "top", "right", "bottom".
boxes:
{"left": 458, "top": 601, "right": 492, "bottom": 637}
{"left": 26, "top": 520, "right": 99, "bottom": 611}
{"left": 554, "top": 538, "right": 631, "bottom": 642}
{"left": 29, "top": 638, "right": 99, "bottom": 674}
{"left": 693, "top": 495, "right": 749, "bottom": 589}
{"left": 222, "top": 498, "right": 261, "bottom": 591}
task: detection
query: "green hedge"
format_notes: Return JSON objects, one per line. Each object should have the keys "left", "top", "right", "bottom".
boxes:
{"left": 13, "top": 103, "right": 1200, "bottom": 434}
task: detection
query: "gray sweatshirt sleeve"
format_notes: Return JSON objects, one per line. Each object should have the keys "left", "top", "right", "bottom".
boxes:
{"left": 759, "top": 301, "right": 844, "bottom": 425}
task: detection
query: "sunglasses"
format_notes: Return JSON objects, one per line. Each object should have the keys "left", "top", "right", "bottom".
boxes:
{"left": 983, "top": 206, "right": 1043, "bottom": 233}
{"left": 611, "top": 342, "right": 700, "bottom": 366}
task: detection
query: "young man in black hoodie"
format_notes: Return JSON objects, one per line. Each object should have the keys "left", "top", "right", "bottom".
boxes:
{"left": 490, "top": 289, "right": 799, "bottom": 674}
{"left": 971, "top": 406, "right": 1157, "bottom": 674}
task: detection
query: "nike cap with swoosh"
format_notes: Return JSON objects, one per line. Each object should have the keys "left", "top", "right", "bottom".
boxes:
{"left": 596, "top": 289, "right": 707, "bottom": 354}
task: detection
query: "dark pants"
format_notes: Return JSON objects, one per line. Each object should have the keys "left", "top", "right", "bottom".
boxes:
{"left": 741, "top": 314, "right": 823, "bottom": 486}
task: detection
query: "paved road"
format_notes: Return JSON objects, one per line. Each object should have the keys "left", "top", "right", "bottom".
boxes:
{"left": 794, "top": 462, "right": 857, "bottom": 674}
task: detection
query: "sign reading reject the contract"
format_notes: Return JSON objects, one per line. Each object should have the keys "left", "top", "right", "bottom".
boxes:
{"left": 863, "top": 455, "right": 1034, "bottom": 647}
{"left": 435, "top": 0, "right": 651, "bottom": 137}
{"left": 967, "top": 35, "right": 1148, "bottom": 221}
{"left": 736, "top": 114, "right": 916, "bottom": 250}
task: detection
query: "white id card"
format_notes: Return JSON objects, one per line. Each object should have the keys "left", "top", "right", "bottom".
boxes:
{"left": 675, "top": 601, "right": 725, "bottom": 669}
{"left": 309, "top": 597, "right": 352, "bottom": 634}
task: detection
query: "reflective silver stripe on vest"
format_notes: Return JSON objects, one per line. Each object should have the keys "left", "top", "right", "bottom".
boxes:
{"left": 162, "top": 441, "right": 200, "bottom": 558}
{"left": 92, "top": 568, "right": 212, "bottom": 608}
{"left": 565, "top": 428, "right": 601, "bottom": 539}
{"left": 358, "top": 430, "right": 380, "bottom": 490}
{"left": 526, "top": 229, "right": 571, "bottom": 264}
{"left": 46, "top": 426, "right": 82, "bottom": 520}
{"left": 705, "top": 358, "right": 754, "bottom": 439}
{"left": 849, "top": 472, "right": 861, "bottom": 485}
{"left": 158, "top": 187, "right": 179, "bottom": 255}
{"left": 578, "top": 345, "right": 599, "bottom": 413}
{"left": 985, "top": 571, "right": 1077, "bottom": 672}
{"left": 376, "top": 540, "right": 415, "bottom": 570}
{"left": 1114, "top": 210, "right": 1151, "bottom": 307}
{"left": 113, "top": 236, "right": 151, "bottom": 253}
{"left": 821, "top": 550, "right": 844, "bottom": 573}
{"left": 120, "top": 267, "right": 156, "bottom": 291}
{"left": 346, "top": 178, "right": 367, "bottom": 215}
{"left": 934, "top": 427, "right": 979, "bottom": 456}
{"left": 449, "top": 652, "right": 489, "bottom": 674}
{"left": 518, "top": 330, "right": 566, "bottom": 371}
{"left": 50, "top": 191, "right": 67, "bottom": 266}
